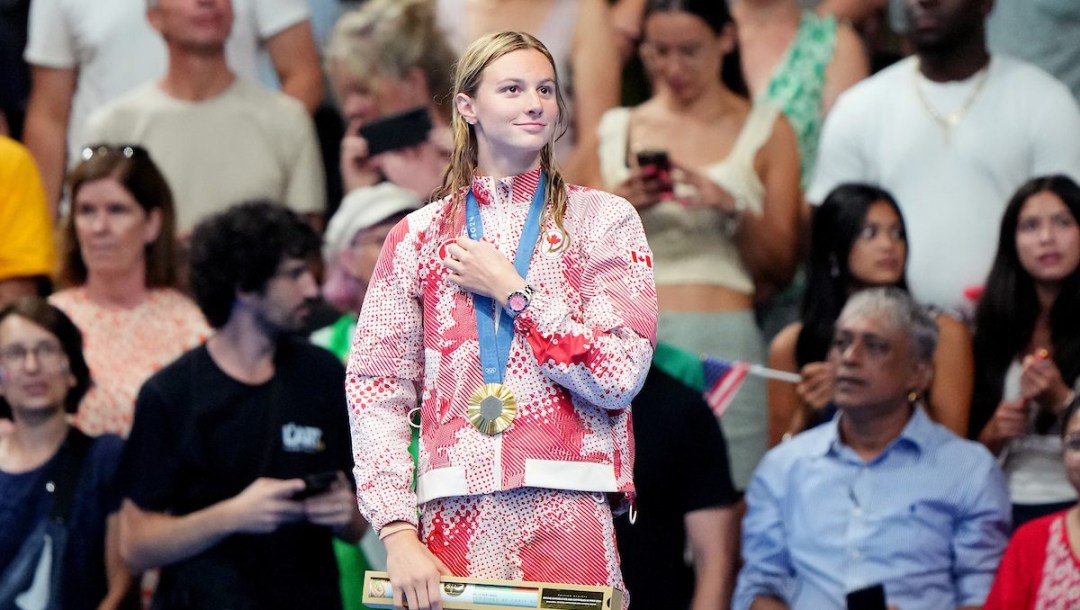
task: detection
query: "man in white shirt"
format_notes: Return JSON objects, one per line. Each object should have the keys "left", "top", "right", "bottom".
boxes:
{"left": 81, "top": 0, "right": 325, "bottom": 234}
{"left": 808, "top": 0, "right": 1080, "bottom": 318}
{"left": 22, "top": 0, "right": 322, "bottom": 216}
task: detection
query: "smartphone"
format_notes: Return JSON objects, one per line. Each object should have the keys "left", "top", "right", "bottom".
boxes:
{"left": 358, "top": 106, "right": 433, "bottom": 156}
{"left": 635, "top": 149, "right": 674, "bottom": 197}
{"left": 846, "top": 584, "right": 887, "bottom": 610}
{"left": 293, "top": 470, "right": 338, "bottom": 500}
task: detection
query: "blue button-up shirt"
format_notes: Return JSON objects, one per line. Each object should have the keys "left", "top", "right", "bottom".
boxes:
{"left": 734, "top": 407, "right": 1010, "bottom": 610}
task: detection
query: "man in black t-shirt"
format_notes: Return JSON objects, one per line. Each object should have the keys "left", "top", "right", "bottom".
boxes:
{"left": 615, "top": 345, "right": 740, "bottom": 610}
{"left": 116, "top": 201, "right": 367, "bottom": 610}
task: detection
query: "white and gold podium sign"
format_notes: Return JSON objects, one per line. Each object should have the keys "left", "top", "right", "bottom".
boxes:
{"left": 361, "top": 571, "right": 622, "bottom": 610}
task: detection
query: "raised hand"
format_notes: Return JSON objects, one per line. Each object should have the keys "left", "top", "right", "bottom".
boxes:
{"left": 375, "top": 126, "right": 452, "bottom": 198}
{"left": 340, "top": 119, "right": 382, "bottom": 193}
{"left": 796, "top": 361, "right": 836, "bottom": 411}
{"left": 1020, "top": 351, "right": 1072, "bottom": 412}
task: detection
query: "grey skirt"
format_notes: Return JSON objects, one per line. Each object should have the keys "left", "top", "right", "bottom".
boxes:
{"left": 658, "top": 309, "right": 767, "bottom": 491}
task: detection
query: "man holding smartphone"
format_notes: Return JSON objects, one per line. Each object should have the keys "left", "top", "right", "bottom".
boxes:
{"left": 115, "top": 202, "right": 366, "bottom": 610}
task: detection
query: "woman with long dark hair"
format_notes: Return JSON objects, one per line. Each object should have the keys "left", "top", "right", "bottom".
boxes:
{"left": 597, "top": 0, "right": 800, "bottom": 489}
{"left": 768, "top": 183, "right": 973, "bottom": 444}
{"left": 971, "top": 174, "right": 1080, "bottom": 526}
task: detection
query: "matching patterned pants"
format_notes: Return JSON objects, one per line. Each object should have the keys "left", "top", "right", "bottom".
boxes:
{"left": 420, "top": 488, "right": 629, "bottom": 609}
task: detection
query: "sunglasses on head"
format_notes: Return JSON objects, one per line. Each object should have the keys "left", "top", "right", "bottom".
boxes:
{"left": 80, "top": 143, "right": 149, "bottom": 162}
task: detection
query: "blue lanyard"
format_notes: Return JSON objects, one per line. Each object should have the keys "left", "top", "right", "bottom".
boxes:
{"left": 464, "top": 173, "right": 546, "bottom": 384}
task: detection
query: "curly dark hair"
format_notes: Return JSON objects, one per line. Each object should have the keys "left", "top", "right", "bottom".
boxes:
{"left": 188, "top": 200, "right": 321, "bottom": 328}
{"left": 0, "top": 296, "right": 92, "bottom": 415}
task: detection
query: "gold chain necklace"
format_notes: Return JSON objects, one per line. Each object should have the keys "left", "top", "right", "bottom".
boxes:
{"left": 912, "top": 62, "right": 990, "bottom": 145}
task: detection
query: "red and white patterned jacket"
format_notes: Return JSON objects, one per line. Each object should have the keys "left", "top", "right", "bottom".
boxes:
{"left": 346, "top": 169, "right": 657, "bottom": 531}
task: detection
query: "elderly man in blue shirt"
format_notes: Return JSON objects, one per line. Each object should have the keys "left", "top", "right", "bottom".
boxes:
{"left": 735, "top": 287, "right": 1010, "bottom": 610}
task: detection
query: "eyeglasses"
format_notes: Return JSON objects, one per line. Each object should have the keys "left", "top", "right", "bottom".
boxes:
{"left": 80, "top": 143, "right": 149, "bottom": 162}
{"left": 0, "top": 341, "right": 66, "bottom": 371}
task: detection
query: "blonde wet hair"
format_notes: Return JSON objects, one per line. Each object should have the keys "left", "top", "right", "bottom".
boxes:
{"left": 434, "top": 31, "right": 570, "bottom": 233}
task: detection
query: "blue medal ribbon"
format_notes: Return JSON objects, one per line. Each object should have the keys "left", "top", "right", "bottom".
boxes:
{"left": 464, "top": 172, "right": 546, "bottom": 384}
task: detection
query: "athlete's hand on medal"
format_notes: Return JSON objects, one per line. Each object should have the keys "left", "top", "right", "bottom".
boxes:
{"left": 383, "top": 527, "right": 452, "bottom": 610}
{"left": 226, "top": 477, "right": 307, "bottom": 534}
{"left": 443, "top": 236, "right": 524, "bottom": 305}
{"left": 302, "top": 471, "right": 360, "bottom": 533}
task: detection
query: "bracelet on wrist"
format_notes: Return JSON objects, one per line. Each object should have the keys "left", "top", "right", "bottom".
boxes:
{"left": 378, "top": 522, "right": 418, "bottom": 541}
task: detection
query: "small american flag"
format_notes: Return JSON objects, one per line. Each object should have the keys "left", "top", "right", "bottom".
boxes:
{"left": 702, "top": 356, "right": 750, "bottom": 418}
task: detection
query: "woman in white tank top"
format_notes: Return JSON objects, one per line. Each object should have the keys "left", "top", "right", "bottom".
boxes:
{"left": 596, "top": 0, "right": 800, "bottom": 489}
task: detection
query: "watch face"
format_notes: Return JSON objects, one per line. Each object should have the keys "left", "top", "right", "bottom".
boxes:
{"left": 508, "top": 293, "right": 528, "bottom": 313}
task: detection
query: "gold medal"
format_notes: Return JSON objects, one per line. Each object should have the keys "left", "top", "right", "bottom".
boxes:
{"left": 467, "top": 383, "right": 518, "bottom": 435}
